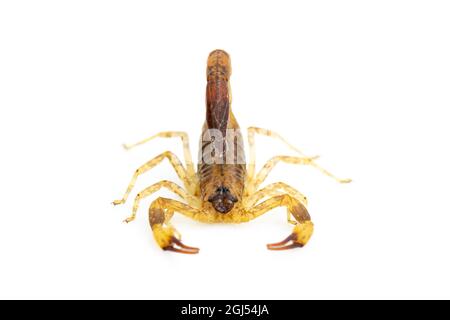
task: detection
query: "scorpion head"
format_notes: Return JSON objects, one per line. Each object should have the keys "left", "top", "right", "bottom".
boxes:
{"left": 208, "top": 186, "right": 238, "bottom": 214}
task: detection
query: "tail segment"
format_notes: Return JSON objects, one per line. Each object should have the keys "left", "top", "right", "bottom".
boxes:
{"left": 205, "top": 49, "right": 231, "bottom": 136}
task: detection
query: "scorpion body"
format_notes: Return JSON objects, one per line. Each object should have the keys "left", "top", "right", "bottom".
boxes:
{"left": 113, "top": 50, "right": 350, "bottom": 253}
{"left": 199, "top": 50, "right": 246, "bottom": 214}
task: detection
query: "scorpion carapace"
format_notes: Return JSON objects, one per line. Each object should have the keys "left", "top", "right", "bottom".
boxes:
{"left": 113, "top": 49, "right": 351, "bottom": 254}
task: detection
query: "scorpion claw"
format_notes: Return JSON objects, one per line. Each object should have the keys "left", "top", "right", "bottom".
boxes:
{"left": 267, "top": 233, "right": 303, "bottom": 250}
{"left": 163, "top": 236, "right": 199, "bottom": 254}
{"left": 267, "top": 221, "right": 314, "bottom": 250}
{"left": 267, "top": 242, "right": 303, "bottom": 250}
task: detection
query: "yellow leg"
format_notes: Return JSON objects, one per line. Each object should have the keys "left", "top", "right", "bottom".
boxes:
{"left": 148, "top": 197, "right": 205, "bottom": 254}
{"left": 123, "top": 180, "right": 201, "bottom": 223}
{"left": 123, "top": 131, "right": 196, "bottom": 178}
{"left": 112, "top": 151, "right": 194, "bottom": 205}
{"left": 247, "top": 127, "right": 312, "bottom": 181}
{"left": 250, "top": 155, "right": 350, "bottom": 191}
{"left": 246, "top": 127, "right": 351, "bottom": 186}
{"left": 244, "top": 194, "right": 314, "bottom": 250}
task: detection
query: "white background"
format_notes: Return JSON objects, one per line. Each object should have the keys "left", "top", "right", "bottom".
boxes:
{"left": 1, "top": 1, "right": 449, "bottom": 299}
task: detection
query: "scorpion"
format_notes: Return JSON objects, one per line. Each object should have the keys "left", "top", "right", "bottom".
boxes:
{"left": 113, "top": 49, "right": 351, "bottom": 253}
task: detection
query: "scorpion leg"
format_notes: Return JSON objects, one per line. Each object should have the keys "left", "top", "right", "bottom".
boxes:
{"left": 122, "top": 131, "right": 196, "bottom": 179}
{"left": 247, "top": 127, "right": 311, "bottom": 180}
{"left": 247, "top": 127, "right": 350, "bottom": 186}
{"left": 123, "top": 180, "right": 201, "bottom": 223}
{"left": 244, "top": 194, "right": 314, "bottom": 250}
{"left": 149, "top": 197, "right": 203, "bottom": 254}
{"left": 112, "top": 151, "right": 194, "bottom": 206}
{"left": 251, "top": 155, "right": 350, "bottom": 191}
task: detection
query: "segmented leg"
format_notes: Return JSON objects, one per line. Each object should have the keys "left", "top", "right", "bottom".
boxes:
{"left": 123, "top": 180, "right": 201, "bottom": 223}
{"left": 112, "top": 151, "right": 193, "bottom": 205}
{"left": 149, "top": 197, "right": 204, "bottom": 254}
{"left": 250, "top": 155, "right": 350, "bottom": 192}
{"left": 247, "top": 127, "right": 311, "bottom": 180}
{"left": 244, "top": 194, "right": 314, "bottom": 250}
{"left": 246, "top": 127, "right": 351, "bottom": 187}
{"left": 123, "top": 131, "right": 196, "bottom": 178}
